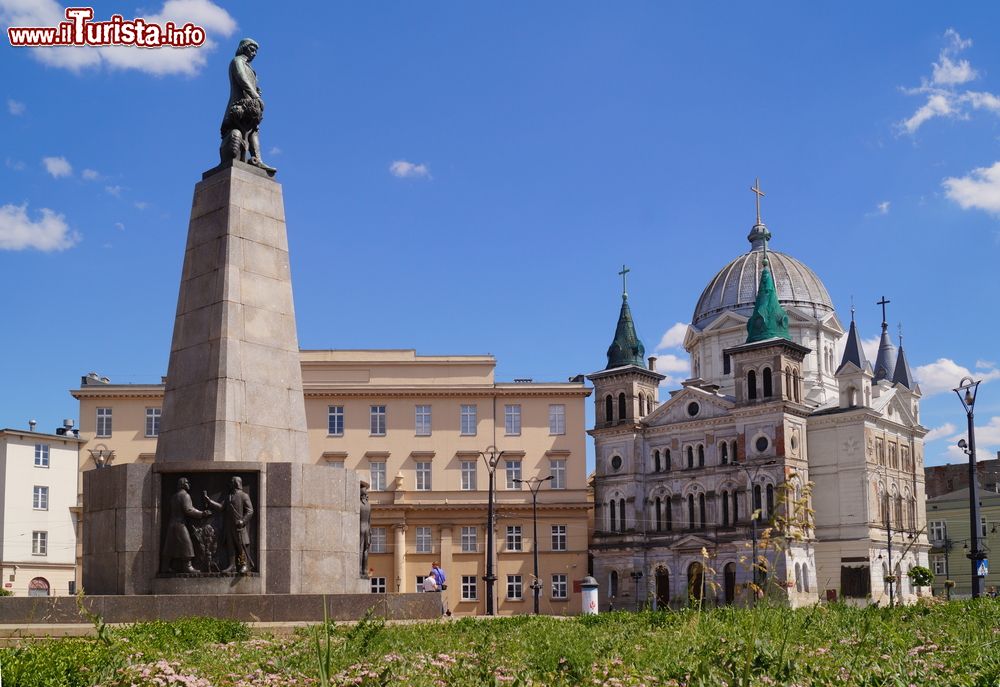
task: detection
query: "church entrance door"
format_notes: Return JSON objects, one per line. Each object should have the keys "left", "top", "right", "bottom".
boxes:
{"left": 654, "top": 567, "right": 670, "bottom": 609}
{"left": 724, "top": 562, "right": 736, "bottom": 604}
{"left": 687, "top": 562, "right": 704, "bottom": 606}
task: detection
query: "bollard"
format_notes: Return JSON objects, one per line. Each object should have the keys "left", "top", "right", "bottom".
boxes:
{"left": 581, "top": 575, "right": 599, "bottom": 615}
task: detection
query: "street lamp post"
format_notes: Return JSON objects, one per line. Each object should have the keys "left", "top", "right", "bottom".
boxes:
{"left": 630, "top": 570, "right": 644, "bottom": 611}
{"left": 956, "top": 376, "right": 984, "bottom": 598}
{"left": 736, "top": 459, "right": 776, "bottom": 601}
{"left": 884, "top": 484, "right": 894, "bottom": 607}
{"left": 479, "top": 445, "right": 505, "bottom": 615}
{"left": 514, "top": 475, "right": 553, "bottom": 615}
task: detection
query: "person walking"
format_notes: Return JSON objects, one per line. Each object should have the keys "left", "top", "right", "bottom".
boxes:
{"left": 423, "top": 566, "right": 447, "bottom": 615}
{"left": 431, "top": 561, "right": 450, "bottom": 616}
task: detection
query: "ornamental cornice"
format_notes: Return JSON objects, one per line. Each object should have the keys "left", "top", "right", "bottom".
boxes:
{"left": 303, "top": 387, "right": 591, "bottom": 399}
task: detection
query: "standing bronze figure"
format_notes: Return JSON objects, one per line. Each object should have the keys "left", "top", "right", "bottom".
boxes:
{"left": 161, "top": 477, "right": 212, "bottom": 573}
{"left": 220, "top": 38, "right": 277, "bottom": 175}
{"left": 359, "top": 481, "right": 372, "bottom": 578}
{"left": 205, "top": 476, "right": 255, "bottom": 574}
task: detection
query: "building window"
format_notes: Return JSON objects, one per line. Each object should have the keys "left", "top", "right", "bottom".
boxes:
{"left": 549, "top": 404, "right": 566, "bottom": 435}
{"left": 462, "top": 575, "right": 478, "bottom": 601}
{"left": 747, "top": 371, "right": 757, "bottom": 401}
{"left": 415, "top": 405, "right": 431, "bottom": 436}
{"left": 982, "top": 517, "right": 988, "bottom": 538}
{"left": 605, "top": 395, "right": 613, "bottom": 423}
{"left": 34, "top": 444, "right": 50, "bottom": 468}
{"left": 370, "top": 577, "right": 387, "bottom": 594}
{"left": 460, "top": 526, "right": 478, "bottom": 553}
{"left": 415, "top": 526, "right": 432, "bottom": 553}
{"left": 931, "top": 555, "right": 946, "bottom": 576}
{"left": 506, "top": 525, "right": 522, "bottom": 551}
{"left": 507, "top": 575, "right": 523, "bottom": 600}
{"left": 721, "top": 491, "right": 730, "bottom": 526}
{"left": 549, "top": 459, "right": 566, "bottom": 489}
{"left": 417, "top": 576, "right": 428, "bottom": 591}
{"left": 32, "top": 531, "right": 48, "bottom": 555}
{"left": 461, "top": 460, "right": 477, "bottom": 491}
{"left": 699, "top": 493, "right": 706, "bottom": 526}
{"left": 96, "top": 407, "right": 112, "bottom": 437}
{"left": 370, "top": 405, "right": 386, "bottom": 436}
{"left": 609, "top": 570, "right": 619, "bottom": 598}
{"left": 32, "top": 485, "right": 49, "bottom": 510}
{"left": 551, "top": 524, "right": 567, "bottom": 551}
{"left": 415, "top": 462, "right": 432, "bottom": 491}
{"left": 460, "top": 404, "right": 477, "bottom": 435}
{"left": 723, "top": 352, "right": 731, "bottom": 375}
{"left": 552, "top": 574, "right": 568, "bottom": 599}
{"left": 688, "top": 494, "right": 695, "bottom": 529}
{"left": 720, "top": 442, "right": 728, "bottom": 465}
{"left": 686, "top": 446, "right": 694, "bottom": 469}
{"left": 504, "top": 404, "right": 521, "bottom": 436}
{"left": 370, "top": 462, "right": 386, "bottom": 491}
{"left": 664, "top": 449, "right": 671, "bottom": 471}
{"left": 697, "top": 444, "right": 705, "bottom": 467}
{"left": 327, "top": 406, "right": 344, "bottom": 436}
{"left": 763, "top": 367, "right": 773, "bottom": 397}
{"left": 766, "top": 484, "right": 775, "bottom": 518}
{"left": 653, "top": 450, "right": 661, "bottom": 472}
{"left": 370, "top": 527, "right": 386, "bottom": 553}
{"left": 145, "top": 407, "right": 161, "bottom": 437}
{"left": 618, "top": 393, "right": 627, "bottom": 420}
{"left": 329, "top": 460, "right": 345, "bottom": 469}
{"left": 609, "top": 500, "right": 616, "bottom": 532}
{"left": 505, "top": 459, "right": 522, "bottom": 489}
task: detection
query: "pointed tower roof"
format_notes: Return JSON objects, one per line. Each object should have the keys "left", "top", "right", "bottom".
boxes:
{"left": 837, "top": 305, "right": 869, "bottom": 373}
{"left": 745, "top": 253, "right": 791, "bottom": 344}
{"left": 872, "top": 296, "right": 897, "bottom": 383}
{"left": 605, "top": 266, "right": 646, "bottom": 369}
{"left": 892, "top": 326, "right": 916, "bottom": 389}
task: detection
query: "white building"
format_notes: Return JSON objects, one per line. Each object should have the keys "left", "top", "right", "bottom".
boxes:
{"left": 590, "top": 201, "right": 929, "bottom": 608}
{"left": 0, "top": 422, "right": 82, "bottom": 596}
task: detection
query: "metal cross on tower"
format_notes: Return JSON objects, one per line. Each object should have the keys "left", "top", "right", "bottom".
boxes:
{"left": 877, "top": 296, "right": 891, "bottom": 326}
{"left": 751, "top": 178, "right": 766, "bottom": 226}
{"left": 619, "top": 264, "right": 630, "bottom": 298}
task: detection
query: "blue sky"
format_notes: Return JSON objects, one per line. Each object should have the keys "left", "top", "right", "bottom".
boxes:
{"left": 2, "top": 1, "right": 999, "bottom": 468}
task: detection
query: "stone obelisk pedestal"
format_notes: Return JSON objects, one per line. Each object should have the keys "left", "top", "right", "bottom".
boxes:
{"left": 83, "top": 162, "right": 366, "bottom": 596}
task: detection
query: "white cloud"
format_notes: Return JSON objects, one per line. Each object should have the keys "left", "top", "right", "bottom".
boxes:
{"left": 6, "top": 98, "right": 25, "bottom": 115}
{"left": 656, "top": 322, "right": 689, "bottom": 351}
{"left": 924, "top": 422, "right": 957, "bottom": 443}
{"left": 876, "top": 201, "right": 890, "bottom": 215}
{"left": 938, "top": 415, "right": 1000, "bottom": 464}
{"left": 976, "top": 360, "right": 996, "bottom": 370}
{"left": 114, "top": 222, "right": 125, "bottom": 231}
{"left": 861, "top": 336, "right": 880, "bottom": 365}
{"left": 5, "top": 157, "right": 25, "bottom": 171}
{"left": 81, "top": 168, "right": 100, "bottom": 181}
{"left": 914, "top": 358, "right": 1000, "bottom": 396}
{"left": 134, "top": 200, "right": 149, "bottom": 210}
{"left": 942, "top": 161, "right": 1000, "bottom": 215}
{"left": 269, "top": 146, "right": 282, "bottom": 156}
{"left": 42, "top": 156, "right": 72, "bottom": 178}
{"left": 0, "top": 203, "right": 80, "bottom": 251}
{"left": 389, "top": 160, "right": 431, "bottom": 179}
{"left": 900, "top": 93, "right": 957, "bottom": 135}
{"left": 932, "top": 29, "right": 977, "bottom": 86}
{"left": 654, "top": 353, "right": 690, "bottom": 387}
{"left": 105, "top": 185, "right": 123, "bottom": 197}
{"left": 0, "top": 0, "right": 237, "bottom": 76}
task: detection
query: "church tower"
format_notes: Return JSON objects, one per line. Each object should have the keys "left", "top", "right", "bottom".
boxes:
{"left": 835, "top": 308, "right": 874, "bottom": 409}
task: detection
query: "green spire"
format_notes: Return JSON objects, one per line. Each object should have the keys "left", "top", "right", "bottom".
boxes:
{"left": 606, "top": 294, "right": 646, "bottom": 369}
{"left": 745, "top": 255, "right": 791, "bottom": 343}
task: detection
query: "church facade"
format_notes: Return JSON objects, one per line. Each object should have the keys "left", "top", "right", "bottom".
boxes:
{"left": 589, "top": 203, "right": 930, "bottom": 608}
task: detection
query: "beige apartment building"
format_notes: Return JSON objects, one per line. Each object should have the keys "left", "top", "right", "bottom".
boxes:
{"left": 72, "top": 350, "right": 592, "bottom": 615}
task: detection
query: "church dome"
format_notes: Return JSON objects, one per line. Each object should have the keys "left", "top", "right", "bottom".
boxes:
{"left": 692, "top": 224, "right": 835, "bottom": 328}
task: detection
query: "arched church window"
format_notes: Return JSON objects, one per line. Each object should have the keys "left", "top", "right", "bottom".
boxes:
{"left": 687, "top": 494, "right": 695, "bottom": 530}
{"left": 654, "top": 450, "right": 661, "bottom": 473}
{"left": 699, "top": 493, "right": 706, "bottom": 527}
{"left": 747, "top": 370, "right": 757, "bottom": 400}
{"left": 720, "top": 442, "right": 728, "bottom": 465}
{"left": 619, "top": 498, "right": 626, "bottom": 532}
{"left": 763, "top": 368, "right": 773, "bottom": 397}
{"left": 655, "top": 497, "right": 662, "bottom": 531}
{"left": 721, "top": 490, "right": 730, "bottom": 526}
{"left": 605, "top": 395, "right": 613, "bottom": 423}
{"left": 766, "top": 484, "right": 775, "bottom": 518}
{"left": 664, "top": 449, "right": 671, "bottom": 471}
{"left": 785, "top": 367, "right": 792, "bottom": 397}
{"left": 792, "top": 371, "right": 800, "bottom": 402}
{"left": 802, "top": 564, "right": 810, "bottom": 592}
{"left": 848, "top": 386, "right": 857, "bottom": 407}
{"left": 618, "top": 393, "right": 627, "bottom": 421}
{"left": 686, "top": 446, "right": 694, "bottom": 469}
{"left": 697, "top": 445, "right": 705, "bottom": 467}
{"left": 753, "top": 484, "right": 762, "bottom": 517}
{"left": 610, "top": 570, "right": 619, "bottom": 598}
{"left": 665, "top": 497, "right": 672, "bottom": 530}
{"left": 732, "top": 490, "right": 739, "bottom": 522}
{"left": 795, "top": 563, "right": 802, "bottom": 592}
{"left": 731, "top": 440, "right": 738, "bottom": 463}
{"left": 609, "top": 501, "right": 616, "bottom": 532}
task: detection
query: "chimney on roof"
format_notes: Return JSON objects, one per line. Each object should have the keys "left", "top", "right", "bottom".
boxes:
{"left": 28, "top": 419, "right": 36, "bottom": 432}
{"left": 648, "top": 356, "right": 657, "bottom": 372}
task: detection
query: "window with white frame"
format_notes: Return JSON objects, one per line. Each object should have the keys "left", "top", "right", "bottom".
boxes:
{"left": 504, "top": 404, "right": 521, "bottom": 436}
{"left": 551, "top": 524, "right": 567, "bottom": 551}
{"left": 327, "top": 406, "right": 344, "bottom": 435}
{"left": 506, "top": 525, "right": 522, "bottom": 551}
{"left": 461, "top": 575, "right": 478, "bottom": 601}
{"left": 931, "top": 555, "right": 946, "bottom": 576}
{"left": 461, "top": 460, "right": 477, "bottom": 491}
{"left": 32, "top": 486, "right": 48, "bottom": 510}
{"left": 145, "top": 407, "right": 161, "bottom": 437}
{"left": 549, "top": 459, "right": 566, "bottom": 489}
{"left": 370, "top": 577, "right": 387, "bottom": 594}
{"left": 505, "top": 459, "right": 522, "bottom": 489}
{"left": 34, "top": 444, "right": 49, "bottom": 468}
{"left": 415, "top": 526, "right": 432, "bottom": 553}
{"left": 32, "top": 531, "right": 47, "bottom": 556}
{"left": 551, "top": 573, "right": 568, "bottom": 599}
{"left": 549, "top": 404, "right": 566, "bottom": 435}
{"left": 506, "top": 574, "right": 523, "bottom": 600}
{"left": 415, "top": 405, "right": 431, "bottom": 436}
{"left": 415, "top": 462, "right": 432, "bottom": 491}
{"left": 328, "top": 459, "right": 345, "bottom": 469}
{"left": 370, "top": 462, "right": 386, "bottom": 491}
{"left": 370, "top": 527, "right": 386, "bottom": 553}
{"left": 929, "top": 520, "right": 947, "bottom": 542}
{"left": 370, "top": 405, "right": 386, "bottom": 436}
{"left": 460, "top": 526, "right": 478, "bottom": 552}
{"left": 416, "top": 576, "right": 428, "bottom": 591}
{"left": 96, "top": 407, "right": 112, "bottom": 437}
{"left": 461, "top": 404, "right": 477, "bottom": 436}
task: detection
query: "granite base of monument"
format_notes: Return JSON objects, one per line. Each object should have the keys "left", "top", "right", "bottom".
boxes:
{"left": 83, "top": 462, "right": 368, "bottom": 596}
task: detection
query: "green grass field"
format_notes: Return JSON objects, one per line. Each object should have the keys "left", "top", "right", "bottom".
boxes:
{"left": 3, "top": 600, "right": 1000, "bottom": 686}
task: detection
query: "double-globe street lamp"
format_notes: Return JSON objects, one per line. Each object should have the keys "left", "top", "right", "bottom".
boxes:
{"left": 479, "top": 445, "right": 506, "bottom": 616}
{"left": 955, "top": 376, "right": 985, "bottom": 599}
{"left": 514, "top": 475, "right": 554, "bottom": 614}
{"left": 736, "top": 458, "right": 776, "bottom": 601}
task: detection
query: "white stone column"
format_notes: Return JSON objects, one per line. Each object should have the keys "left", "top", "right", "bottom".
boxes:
{"left": 393, "top": 524, "right": 406, "bottom": 592}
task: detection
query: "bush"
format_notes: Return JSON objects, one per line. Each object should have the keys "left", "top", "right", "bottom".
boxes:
{"left": 908, "top": 565, "right": 934, "bottom": 587}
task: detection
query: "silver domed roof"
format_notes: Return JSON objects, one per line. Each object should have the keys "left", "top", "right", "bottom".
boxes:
{"left": 692, "top": 226, "right": 834, "bottom": 328}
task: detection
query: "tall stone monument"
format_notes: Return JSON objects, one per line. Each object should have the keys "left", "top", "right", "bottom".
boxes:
{"left": 82, "top": 39, "right": 366, "bottom": 597}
